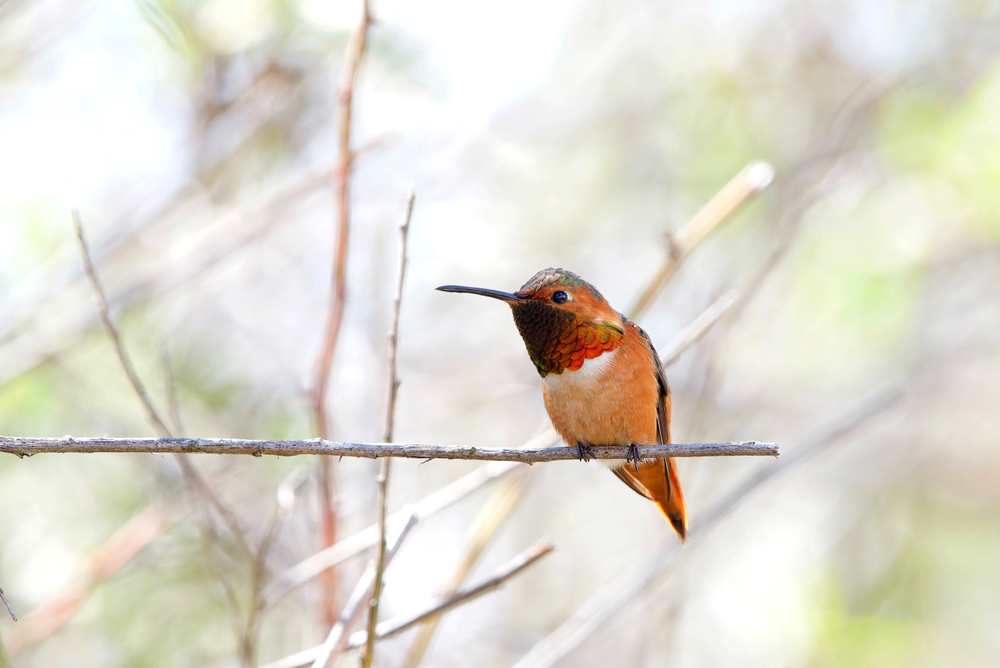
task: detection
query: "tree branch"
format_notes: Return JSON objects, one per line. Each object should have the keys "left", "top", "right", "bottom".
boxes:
{"left": 72, "top": 211, "right": 172, "bottom": 438}
{"left": 401, "top": 468, "right": 531, "bottom": 668}
{"left": 0, "top": 437, "right": 776, "bottom": 460}
{"left": 73, "top": 211, "right": 254, "bottom": 561}
{"left": 311, "top": 0, "right": 373, "bottom": 627}
{"left": 628, "top": 161, "right": 774, "bottom": 320}
{"left": 312, "top": 508, "right": 417, "bottom": 668}
{"left": 0, "top": 588, "right": 15, "bottom": 622}
{"left": 351, "top": 538, "right": 554, "bottom": 649}
{"left": 259, "top": 538, "right": 555, "bottom": 668}
{"left": 264, "top": 460, "right": 526, "bottom": 605}
{"left": 362, "top": 185, "right": 415, "bottom": 668}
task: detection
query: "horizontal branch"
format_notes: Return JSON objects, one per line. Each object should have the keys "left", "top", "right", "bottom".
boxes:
{"left": 0, "top": 436, "right": 777, "bottom": 461}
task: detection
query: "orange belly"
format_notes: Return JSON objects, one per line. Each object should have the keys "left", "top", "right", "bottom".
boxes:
{"left": 541, "top": 335, "right": 659, "bottom": 448}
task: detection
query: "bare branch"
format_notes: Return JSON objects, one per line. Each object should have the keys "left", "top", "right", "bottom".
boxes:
{"left": 72, "top": 211, "right": 173, "bottom": 438}
{"left": 0, "top": 588, "right": 16, "bottom": 622}
{"left": 660, "top": 289, "right": 738, "bottom": 367}
{"left": 241, "top": 468, "right": 309, "bottom": 667}
{"left": 260, "top": 538, "right": 555, "bottom": 668}
{"left": 265, "top": 459, "right": 527, "bottom": 605}
{"left": 352, "top": 538, "right": 554, "bottom": 649}
{"left": 382, "top": 185, "right": 415, "bottom": 445}
{"left": 402, "top": 469, "right": 531, "bottom": 668}
{"left": 310, "top": 0, "right": 372, "bottom": 439}
{"left": 362, "top": 185, "right": 416, "bottom": 668}
{"left": 0, "top": 437, "right": 777, "bottom": 460}
{"left": 510, "top": 388, "right": 902, "bottom": 668}
{"left": 628, "top": 161, "right": 774, "bottom": 321}
{"left": 312, "top": 508, "right": 417, "bottom": 668}
{"left": 311, "top": 0, "right": 374, "bottom": 627}
{"left": 74, "top": 211, "right": 253, "bottom": 559}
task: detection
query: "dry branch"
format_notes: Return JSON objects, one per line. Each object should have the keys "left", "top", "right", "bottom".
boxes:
{"left": 312, "top": 509, "right": 417, "bottom": 668}
{"left": 0, "top": 437, "right": 776, "bottom": 460}
{"left": 266, "top": 460, "right": 526, "bottom": 604}
{"left": 0, "top": 588, "right": 15, "bottom": 622}
{"left": 351, "top": 538, "right": 554, "bottom": 649}
{"left": 311, "top": 0, "right": 374, "bottom": 627}
{"left": 362, "top": 185, "right": 416, "bottom": 668}
{"left": 73, "top": 211, "right": 172, "bottom": 438}
{"left": 628, "top": 161, "right": 774, "bottom": 320}
{"left": 402, "top": 468, "right": 531, "bottom": 668}
{"left": 260, "top": 538, "right": 555, "bottom": 668}
{"left": 73, "top": 211, "right": 253, "bottom": 560}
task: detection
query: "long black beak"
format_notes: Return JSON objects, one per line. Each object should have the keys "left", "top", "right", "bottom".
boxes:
{"left": 436, "top": 285, "right": 523, "bottom": 302}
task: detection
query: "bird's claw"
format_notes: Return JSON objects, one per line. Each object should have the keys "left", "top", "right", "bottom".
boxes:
{"left": 577, "top": 443, "right": 595, "bottom": 462}
{"left": 626, "top": 444, "right": 643, "bottom": 472}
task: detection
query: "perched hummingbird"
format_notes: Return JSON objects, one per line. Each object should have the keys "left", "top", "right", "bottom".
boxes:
{"left": 438, "top": 267, "right": 688, "bottom": 541}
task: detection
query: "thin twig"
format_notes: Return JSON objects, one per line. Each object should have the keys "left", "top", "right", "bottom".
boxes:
{"left": 312, "top": 508, "right": 417, "bottom": 668}
{"left": 628, "top": 161, "right": 774, "bottom": 321}
{"left": 0, "top": 437, "right": 777, "bottom": 460}
{"left": 402, "top": 469, "right": 531, "bottom": 668}
{"left": 351, "top": 538, "right": 554, "bottom": 649}
{"left": 311, "top": 0, "right": 373, "bottom": 628}
{"left": 660, "top": 289, "right": 738, "bottom": 367}
{"left": 362, "top": 185, "right": 415, "bottom": 668}
{"left": 265, "top": 459, "right": 528, "bottom": 605}
{"left": 73, "top": 211, "right": 254, "bottom": 559}
{"left": 73, "top": 211, "right": 173, "bottom": 438}
{"left": 260, "top": 538, "right": 555, "bottom": 668}
{"left": 510, "top": 388, "right": 902, "bottom": 668}
{"left": 0, "top": 588, "right": 15, "bottom": 622}
{"left": 242, "top": 468, "right": 309, "bottom": 667}
{"left": 382, "top": 186, "right": 415, "bottom": 446}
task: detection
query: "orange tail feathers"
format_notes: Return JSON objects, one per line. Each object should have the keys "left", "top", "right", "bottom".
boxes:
{"left": 614, "top": 456, "right": 688, "bottom": 542}
{"left": 657, "top": 457, "right": 687, "bottom": 542}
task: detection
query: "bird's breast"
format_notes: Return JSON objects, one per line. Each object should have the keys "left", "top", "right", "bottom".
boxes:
{"left": 541, "top": 342, "right": 658, "bottom": 449}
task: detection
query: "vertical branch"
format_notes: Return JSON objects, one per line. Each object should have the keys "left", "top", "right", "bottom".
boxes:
{"left": 362, "top": 186, "right": 416, "bottom": 668}
{"left": 312, "top": 511, "right": 418, "bottom": 668}
{"left": 311, "top": 0, "right": 373, "bottom": 628}
{"left": 242, "top": 468, "right": 308, "bottom": 667}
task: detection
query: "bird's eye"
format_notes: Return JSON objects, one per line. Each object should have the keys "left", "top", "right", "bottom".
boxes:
{"left": 551, "top": 291, "right": 569, "bottom": 304}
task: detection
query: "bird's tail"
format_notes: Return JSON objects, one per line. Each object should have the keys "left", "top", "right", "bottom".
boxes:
{"left": 613, "top": 456, "right": 688, "bottom": 542}
{"left": 655, "top": 457, "right": 687, "bottom": 542}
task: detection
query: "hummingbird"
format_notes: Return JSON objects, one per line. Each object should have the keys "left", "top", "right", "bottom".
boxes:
{"left": 438, "top": 267, "right": 688, "bottom": 541}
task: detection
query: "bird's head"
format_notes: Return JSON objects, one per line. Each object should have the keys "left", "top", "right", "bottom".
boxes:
{"left": 437, "top": 268, "right": 625, "bottom": 376}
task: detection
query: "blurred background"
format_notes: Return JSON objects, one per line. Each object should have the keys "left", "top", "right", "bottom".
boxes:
{"left": 2, "top": 0, "right": 1000, "bottom": 666}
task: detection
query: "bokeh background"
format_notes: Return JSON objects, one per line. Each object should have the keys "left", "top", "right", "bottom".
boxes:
{"left": 2, "top": 0, "right": 1000, "bottom": 666}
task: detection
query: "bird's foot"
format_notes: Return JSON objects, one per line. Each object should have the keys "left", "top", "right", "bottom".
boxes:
{"left": 626, "top": 444, "right": 643, "bottom": 472}
{"left": 577, "top": 442, "right": 595, "bottom": 462}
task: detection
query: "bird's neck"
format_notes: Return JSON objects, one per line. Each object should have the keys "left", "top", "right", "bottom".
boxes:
{"left": 509, "top": 301, "right": 625, "bottom": 377}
